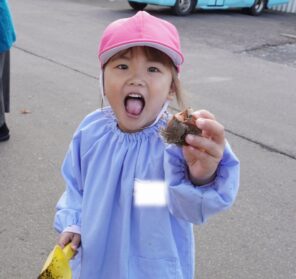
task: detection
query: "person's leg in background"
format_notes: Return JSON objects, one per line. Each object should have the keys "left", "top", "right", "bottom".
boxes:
{"left": 0, "top": 51, "right": 10, "bottom": 142}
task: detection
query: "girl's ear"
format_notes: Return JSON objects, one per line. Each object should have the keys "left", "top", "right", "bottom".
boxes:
{"left": 167, "top": 81, "right": 176, "bottom": 101}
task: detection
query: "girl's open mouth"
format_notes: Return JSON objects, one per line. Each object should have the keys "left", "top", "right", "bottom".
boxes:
{"left": 124, "top": 93, "right": 145, "bottom": 116}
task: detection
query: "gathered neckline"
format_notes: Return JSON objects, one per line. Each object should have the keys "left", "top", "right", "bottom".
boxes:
{"left": 101, "top": 107, "right": 168, "bottom": 142}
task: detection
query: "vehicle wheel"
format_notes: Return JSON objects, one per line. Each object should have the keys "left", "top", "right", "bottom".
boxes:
{"left": 128, "top": 1, "right": 147, "bottom": 10}
{"left": 173, "top": 0, "right": 197, "bottom": 16}
{"left": 244, "top": 0, "right": 266, "bottom": 15}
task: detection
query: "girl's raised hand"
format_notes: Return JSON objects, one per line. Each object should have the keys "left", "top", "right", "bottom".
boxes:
{"left": 183, "top": 110, "right": 225, "bottom": 186}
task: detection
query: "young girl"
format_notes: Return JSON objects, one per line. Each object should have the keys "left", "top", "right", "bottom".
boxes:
{"left": 54, "top": 11, "right": 239, "bottom": 279}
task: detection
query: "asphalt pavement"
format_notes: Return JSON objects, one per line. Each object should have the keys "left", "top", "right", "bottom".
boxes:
{"left": 0, "top": 0, "right": 295, "bottom": 278}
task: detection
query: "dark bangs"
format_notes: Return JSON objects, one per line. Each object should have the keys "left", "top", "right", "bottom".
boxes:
{"left": 106, "top": 46, "right": 174, "bottom": 68}
{"left": 142, "top": 46, "right": 174, "bottom": 67}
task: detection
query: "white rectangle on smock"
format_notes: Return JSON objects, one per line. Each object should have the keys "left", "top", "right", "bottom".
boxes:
{"left": 134, "top": 179, "right": 167, "bottom": 207}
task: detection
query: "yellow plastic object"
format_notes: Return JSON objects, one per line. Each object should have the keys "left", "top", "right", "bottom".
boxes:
{"left": 38, "top": 243, "right": 75, "bottom": 279}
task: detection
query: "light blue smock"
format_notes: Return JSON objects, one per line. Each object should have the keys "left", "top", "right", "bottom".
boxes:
{"left": 0, "top": 0, "right": 16, "bottom": 52}
{"left": 54, "top": 107, "right": 240, "bottom": 279}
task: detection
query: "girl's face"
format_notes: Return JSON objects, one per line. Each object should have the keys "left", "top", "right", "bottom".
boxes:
{"left": 104, "top": 47, "right": 175, "bottom": 133}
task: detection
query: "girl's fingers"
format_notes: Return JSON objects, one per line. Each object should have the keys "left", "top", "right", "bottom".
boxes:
{"left": 196, "top": 118, "right": 225, "bottom": 145}
{"left": 58, "top": 232, "right": 81, "bottom": 250}
{"left": 58, "top": 233, "right": 72, "bottom": 248}
{"left": 71, "top": 234, "right": 81, "bottom": 250}
{"left": 183, "top": 144, "right": 209, "bottom": 163}
{"left": 192, "top": 109, "right": 216, "bottom": 121}
{"left": 185, "top": 134, "right": 223, "bottom": 159}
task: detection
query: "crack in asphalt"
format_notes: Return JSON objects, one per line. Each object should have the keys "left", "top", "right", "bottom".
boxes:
{"left": 237, "top": 40, "right": 296, "bottom": 54}
{"left": 14, "top": 45, "right": 98, "bottom": 80}
{"left": 224, "top": 129, "right": 296, "bottom": 160}
{"left": 15, "top": 45, "right": 296, "bottom": 161}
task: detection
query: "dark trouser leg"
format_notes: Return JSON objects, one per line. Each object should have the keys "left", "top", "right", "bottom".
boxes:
{"left": 0, "top": 52, "right": 6, "bottom": 127}
{"left": 3, "top": 51, "right": 10, "bottom": 113}
{"left": 0, "top": 50, "right": 10, "bottom": 127}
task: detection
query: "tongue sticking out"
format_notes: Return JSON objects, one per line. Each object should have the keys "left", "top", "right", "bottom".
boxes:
{"left": 125, "top": 98, "right": 144, "bottom": 116}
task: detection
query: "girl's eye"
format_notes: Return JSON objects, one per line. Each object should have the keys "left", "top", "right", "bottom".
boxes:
{"left": 116, "top": 64, "right": 128, "bottom": 70}
{"left": 148, "top": 67, "right": 160, "bottom": 73}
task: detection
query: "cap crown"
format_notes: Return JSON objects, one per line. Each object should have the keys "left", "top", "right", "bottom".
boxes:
{"left": 98, "top": 11, "right": 184, "bottom": 70}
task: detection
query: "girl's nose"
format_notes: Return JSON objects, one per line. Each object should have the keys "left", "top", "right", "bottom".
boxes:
{"left": 128, "top": 74, "right": 145, "bottom": 87}
{"left": 129, "top": 78, "right": 145, "bottom": 86}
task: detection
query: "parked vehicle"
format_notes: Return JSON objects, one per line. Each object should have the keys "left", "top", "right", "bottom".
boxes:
{"left": 128, "top": 0, "right": 289, "bottom": 15}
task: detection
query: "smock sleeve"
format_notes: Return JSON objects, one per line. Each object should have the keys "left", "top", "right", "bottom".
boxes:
{"left": 164, "top": 141, "right": 240, "bottom": 225}
{"left": 54, "top": 134, "right": 83, "bottom": 233}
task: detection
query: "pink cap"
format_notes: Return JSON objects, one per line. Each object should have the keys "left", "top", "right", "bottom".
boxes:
{"left": 98, "top": 11, "right": 184, "bottom": 71}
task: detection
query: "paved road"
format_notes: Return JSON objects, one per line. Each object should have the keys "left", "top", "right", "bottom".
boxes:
{"left": 0, "top": 0, "right": 295, "bottom": 278}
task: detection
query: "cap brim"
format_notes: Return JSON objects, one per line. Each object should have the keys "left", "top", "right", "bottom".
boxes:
{"left": 99, "top": 41, "right": 184, "bottom": 68}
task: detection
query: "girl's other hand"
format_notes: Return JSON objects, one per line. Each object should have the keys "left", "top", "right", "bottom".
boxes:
{"left": 58, "top": 232, "right": 81, "bottom": 251}
{"left": 183, "top": 110, "right": 225, "bottom": 186}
